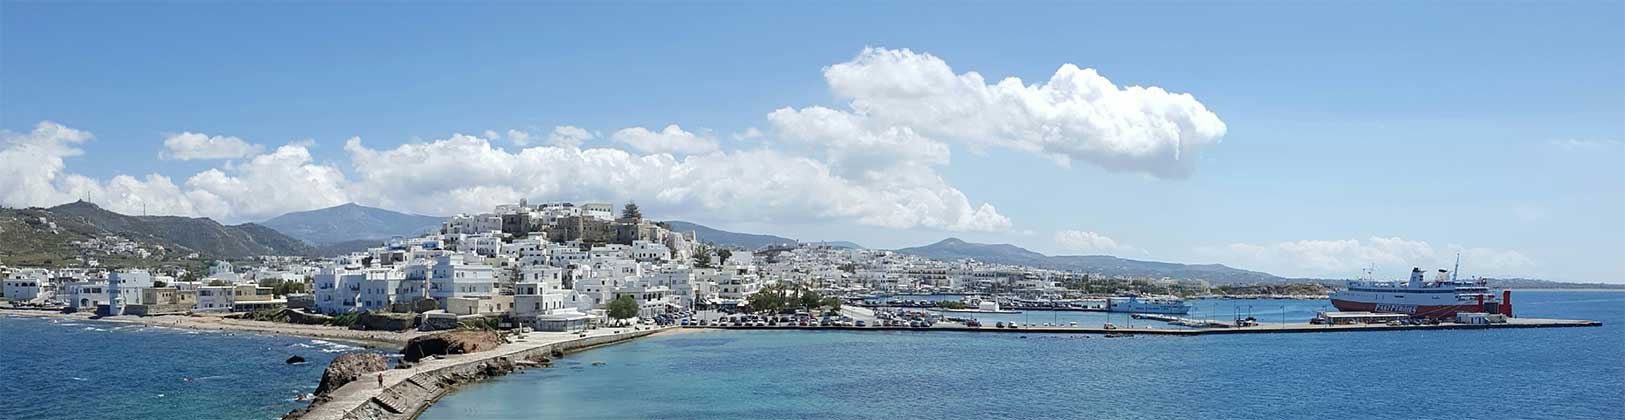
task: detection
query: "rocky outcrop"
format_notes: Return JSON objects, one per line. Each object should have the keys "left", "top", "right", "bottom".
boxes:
{"left": 354, "top": 312, "right": 414, "bottom": 331}
{"left": 400, "top": 330, "right": 502, "bottom": 363}
{"left": 288, "top": 329, "right": 659, "bottom": 420}
{"left": 285, "top": 309, "right": 332, "bottom": 325}
{"left": 314, "top": 352, "right": 389, "bottom": 396}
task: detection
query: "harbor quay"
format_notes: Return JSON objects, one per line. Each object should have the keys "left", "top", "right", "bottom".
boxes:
{"left": 681, "top": 317, "right": 1601, "bottom": 336}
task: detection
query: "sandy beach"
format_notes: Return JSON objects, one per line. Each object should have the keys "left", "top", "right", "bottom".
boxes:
{"left": 0, "top": 308, "right": 420, "bottom": 349}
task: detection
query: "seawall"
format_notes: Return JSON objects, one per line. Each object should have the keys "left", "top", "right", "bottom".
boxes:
{"left": 687, "top": 317, "right": 1600, "bottom": 336}
{"left": 292, "top": 327, "right": 664, "bottom": 420}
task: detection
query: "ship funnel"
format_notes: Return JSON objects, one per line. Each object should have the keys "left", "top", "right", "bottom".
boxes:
{"left": 1409, "top": 268, "right": 1424, "bottom": 287}
{"left": 1501, "top": 290, "right": 1513, "bottom": 317}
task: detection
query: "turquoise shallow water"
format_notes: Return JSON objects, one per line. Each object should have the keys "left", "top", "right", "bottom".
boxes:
{"left": 422, "top": 291, "right": 1625, "bottom": 420}
{"left": 0, "top": 316, "right": 381, "bottom": 420}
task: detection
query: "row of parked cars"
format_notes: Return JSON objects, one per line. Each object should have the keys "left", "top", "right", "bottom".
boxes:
{"left": 676, "top": 313, "right": 961, "bottom": 328}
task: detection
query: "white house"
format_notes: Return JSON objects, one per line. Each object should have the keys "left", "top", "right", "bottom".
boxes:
{"left": 2, "top": 268, "right": 49, "bottom": 301}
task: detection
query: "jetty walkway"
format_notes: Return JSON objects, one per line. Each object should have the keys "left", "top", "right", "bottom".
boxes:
{"left": 296, "top": 327, "right": 665, "bottom": 420}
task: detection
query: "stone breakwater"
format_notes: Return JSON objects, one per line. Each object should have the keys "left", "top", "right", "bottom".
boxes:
{"left": 289, "top": 328, "right": 665, "bottom": 420}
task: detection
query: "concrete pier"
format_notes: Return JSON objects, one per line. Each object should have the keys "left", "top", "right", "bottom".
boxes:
{"left": 685, "top": 317, "right": 1600, "bottom": 336}
{"left": 293, "top": 327, "right": 665, "bottom": 420}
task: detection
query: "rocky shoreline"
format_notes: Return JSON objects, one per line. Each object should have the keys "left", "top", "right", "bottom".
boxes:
{"left": 0, "top": 308, "right": 420, "bottom": 348}
{"left": 289, "top": 327, "right": 667, "bottom": 420}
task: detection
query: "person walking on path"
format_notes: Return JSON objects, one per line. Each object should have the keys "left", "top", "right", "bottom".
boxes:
{"left": 377, "top": 373, "right": 384, "bottom": 388}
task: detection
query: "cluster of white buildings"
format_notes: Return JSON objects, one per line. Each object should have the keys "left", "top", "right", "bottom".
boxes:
{"left": 2, "top": 199, "right": 1208, "bottom": 330}
{"left": 310, "top": 201, "right": 766, "bottom": 331}
{"left": 1, "top": 259, "right": 315, "bottom": 315}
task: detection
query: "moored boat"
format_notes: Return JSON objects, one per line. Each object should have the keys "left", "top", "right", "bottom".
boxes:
{"left": 1329, "top": 267, "right": 1511, "bottom": 319}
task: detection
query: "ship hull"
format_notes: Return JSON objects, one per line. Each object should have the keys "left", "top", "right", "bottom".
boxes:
{"left": 1331, "top": 299, "right": 1484, "bottom": 318}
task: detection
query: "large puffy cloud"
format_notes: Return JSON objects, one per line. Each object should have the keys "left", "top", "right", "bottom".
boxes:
{"left": 1, "top": 122, "right": 347, "bottom": 222}
{"left": 344, "top": 134, "right": 1009, "bottom": 232}
{"left": 160, "top": 131, "right": 263, "bottom": 160}
{"left": 0, "top": 122, "right": 203, "bottom": 216}
{"left": 15, "top": 47, "right": 1238, "bottom": 231}
{"left": 1053, "top": 230, "right": 1145, "bottom": 255}
{"left": 3, "top": 121, "right": 1009, "bottom": 231}
{"left": 819, "top": 47, "right": 1226, "bottom": 178}
{"left": 1196, "top": 237, "right": 1536, "bottom": 278}
{"left": 610, "top": 124, "right": 719, "bottom": 155}
{"left": 182, "top": 144, "right": 351, "bottom": 221}
{"left": 1, "top": 121, "right": 92, "bottom": 208}
{"left": 767, "top": 106, "right": 949, "bottom": 177}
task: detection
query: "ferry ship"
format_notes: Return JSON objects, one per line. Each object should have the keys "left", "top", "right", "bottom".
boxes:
{"left": 1330, "top": 267, "right": 1511, "bottom": 318}
{"left": 1107, "top": 296, "right": 1192, "bottom": 315}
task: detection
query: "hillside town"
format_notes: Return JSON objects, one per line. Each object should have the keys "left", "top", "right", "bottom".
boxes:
{"left": 0, "top": 201, "right": 1305, "bottom": 332}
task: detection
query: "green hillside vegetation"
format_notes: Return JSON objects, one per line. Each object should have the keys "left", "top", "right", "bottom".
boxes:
{"left": 1, "top": 201, "right": 313, "bottom": 269}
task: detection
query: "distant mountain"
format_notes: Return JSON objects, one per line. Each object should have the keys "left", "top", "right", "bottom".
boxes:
{"left": 896, "top": 238, "right": 1283, "bottom": 284}
{"left": 661, "top": 221, "right": 862, "bottom": 250}
{"left": 14, "top": 201, "right": 315, "bottom": 259}
{"left": 262, "top": 203, "right": 443, "bottom": 245}
{"left": 664, "top": 221, "right": 799, "bottom": 249}
{"left": 1484, "top": 278, "right": 1625, "bottom": 290}
{"left": 313, "top": 239, "right": 387, "bottom": 257}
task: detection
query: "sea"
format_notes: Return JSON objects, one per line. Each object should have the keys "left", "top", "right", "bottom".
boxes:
{"left": 0, "top": 316, "right": 381, "bottom": 420}
{"left": 3, "top": 291, "right": 1623, "bottom": 420}
{"left": 420, "top": 290, "right": 1625, "bottom": 420}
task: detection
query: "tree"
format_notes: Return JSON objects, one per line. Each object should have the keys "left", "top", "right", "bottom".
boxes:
{"left": 607, "top": 295, "right": 639, "bottom": 322}
{"left": 206, "top": 279, "right": 229, "bottom": 286}
{"left": 717, "top": 249, "right": 733, "bottom": 266}
{"left": 152, "top": 280, "right": 168, "bottom": 288}
{"left": 621, "top": 202, "right": 642, "bottom": 220}
{"left": 820, "top": 297, "right": 842, "bottom": 312}
{"left": 799, "top": 289, "right": 823, "bottom": 310}
{"left": 747, "top": 288, "right": 787, "bottom": 314}
{"left": 692, "top": 245, "right": 713, "bottom": 268}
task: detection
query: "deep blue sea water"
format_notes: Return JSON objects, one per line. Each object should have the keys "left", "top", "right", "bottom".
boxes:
{"left": 0, "top": 316, "right": 379, "bottom": 420}
{"left": 421, "top": 291, "right": 1625, "bottom": 420}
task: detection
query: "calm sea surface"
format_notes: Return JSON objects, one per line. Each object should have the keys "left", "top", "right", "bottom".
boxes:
{"left": 2, "top": 291, "right": 1621, "bottom": 420}
{"left": 0, "top": 316, "right": 380, "bottom": 420}
{"left": 421, "top": 291, "right": 1625, "bottom": 420}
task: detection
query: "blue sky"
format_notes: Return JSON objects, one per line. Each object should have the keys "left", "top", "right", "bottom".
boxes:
{"left": 3, "top": 1, "right": 1622, "bottom": 282}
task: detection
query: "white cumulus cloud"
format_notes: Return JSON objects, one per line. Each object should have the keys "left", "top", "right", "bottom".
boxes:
{"left": 1195, "top": 236, "right": 1536, "bottom": 279}
{"left": 160, "top": 131, "right": 264, "bottom": 160}
{"left": 1053, "top": 230, "right": 1145, "bottom": 255}
{"left": 610, "top": 124, "right": 719, "bottom": 155}
{"left": 821, "top": 47, "right": 1226, "bottom": 178}
{"left": 547, "top": 126, "right": 597, "bottom": 148}
{"left": 7, "top": 47, "right": 1229, "bottom": 233}
{"left": 767, "top": 106, "right": 949, "bottom": 177}
{"left": 343, "top": 134, "right": 1009, "bottom": 232}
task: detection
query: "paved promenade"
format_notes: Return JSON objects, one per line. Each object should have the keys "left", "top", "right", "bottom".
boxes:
{"left": 295, "top": 326, "right": 666, "bottom": 420}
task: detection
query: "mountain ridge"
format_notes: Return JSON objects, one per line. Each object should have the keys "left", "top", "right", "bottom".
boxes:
{"left": 13, "top": 201, "right": 316, "bottom": 259}
{"left": 261, "top": 202, "right": 443, "bottom": 245}
{"left": 896, "top": 237, "right": 1284, "bottom": 284}
{"left": 663, "top": 221, "right": 861, "bottom": 250}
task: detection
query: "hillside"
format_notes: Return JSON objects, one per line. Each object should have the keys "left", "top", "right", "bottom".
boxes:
{"left": 0, "top": 201, "right": 314, "bottom": 263}
{"left": 262, "top": 203, "right": 443, "bottom": 245}
{"left": 896, "top": 238, "right": 1283, "bottom": 284}
{"left": 664, "top": 221, "right": 800, "bottom": 249}
{"left": 314, "top": 239, "right": 386, "bottom": 257}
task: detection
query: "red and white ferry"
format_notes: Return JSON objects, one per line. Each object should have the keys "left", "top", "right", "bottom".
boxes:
{"left": 1330, "top": 267, "right": 1512, "bottom": 318}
